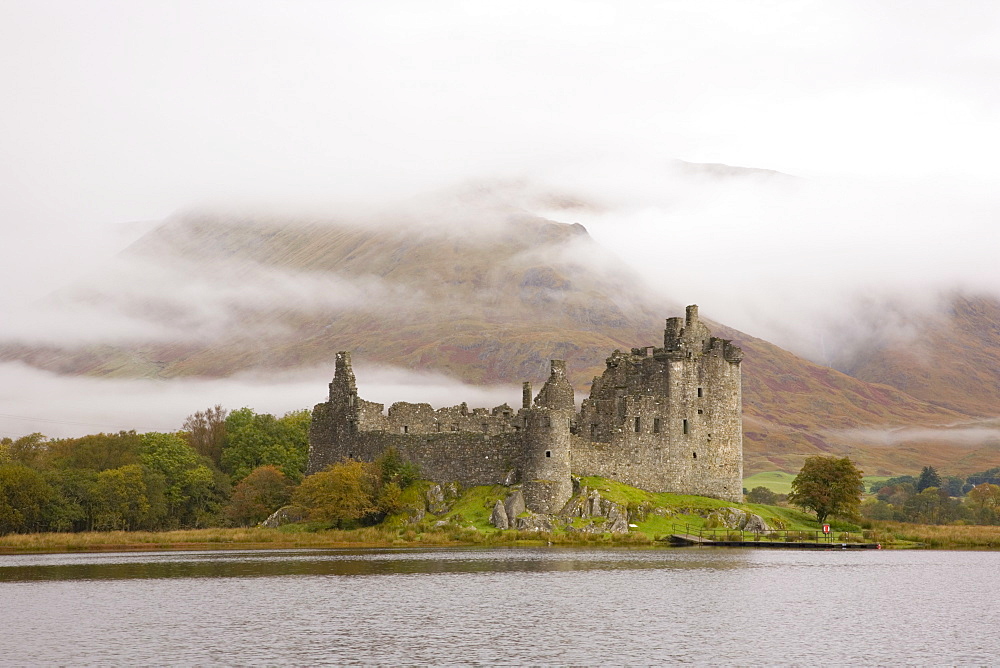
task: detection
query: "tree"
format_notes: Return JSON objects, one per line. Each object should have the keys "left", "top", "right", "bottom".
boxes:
{"left": 745, "top": 486, "right": 779, "bottom": 505}
{"left": 46, "top": 431, "right": 141, "bottom": 472}
{"left": 292, "top": 460, "right": 376, "bottom": 527}
{"left": 788, "top": 456, "right": 864, "bottom": 523}
{"left": 225, "top": 465, "right": 293, "bottom": 526}
{"left": 221, "top": 408, "right": 310, "bottom": 483}
{"left": 183, "top": 405, "right": 229, "bottom": 466}
{"left": 916, "top": 466, "right": 942, "bottom": 493}
{"left": 966, "top": 483, "right": 1000, "bottom": 524}
{"left": 92, "top": 464, "right": 150, "bottom": 531}
{"left": 5, "top": 433, "right": 47, "bottom": 468}
{"left": 0, "top": 464, "right": 55, "bottom": 534}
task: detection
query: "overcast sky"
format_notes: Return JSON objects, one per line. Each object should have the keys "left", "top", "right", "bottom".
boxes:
{"left": 2, "top": 1, "right": 999, "bottom": 436}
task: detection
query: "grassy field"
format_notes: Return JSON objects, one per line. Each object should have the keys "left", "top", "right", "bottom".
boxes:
{"left": 742, "top": 471, "right": 797, "bottom": 494}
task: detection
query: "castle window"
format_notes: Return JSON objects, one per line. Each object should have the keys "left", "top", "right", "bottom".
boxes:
{"left": 545, "top": 450, "right": 551, "bottom": 458}
{"left": 692, "top": 451, "right": 697, "bottom": 459}
{"left": 402, "top": 426, "right": 408, "bottom": 434}
{"left": 653, "top": 418, "right": 661, "bottom": 434}
{"left": 707, "top": 433, "right": 712, "bottom": 441}
{"left": 698, "top": 409, "right": 704, "bottom": 415}
{"left": 683, "top": 419, "right": 689, "bottom": 435}
{"left": 697, "top": 387, "right": 703, "bottom": 398}
{"left": 451, "top": 424, "right": 458, "bottom": 432}
{"left": 543, "top": 416, "right": 551, "bottom": 428}
{"left": 634, "top": 417, "right": 641, "bottom": 433}
{"left": 590, "top": 424, "right": 597, "bottom": 436}
{"left": 481, "top": 423, "right": 489, "bottom": 433}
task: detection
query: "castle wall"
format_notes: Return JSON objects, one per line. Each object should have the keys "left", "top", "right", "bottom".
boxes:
{"left": 309, "top": 403, "right": 525, "bottom": 485}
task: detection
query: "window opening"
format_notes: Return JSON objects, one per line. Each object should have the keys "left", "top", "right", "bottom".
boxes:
{"left": 692, "top": 451, "right": 697, "bottom": 459}
{"left": 545, "top": 450, "right": 552, "bottom": 458}
{"left": 697, "top": 387, "right": 703, "bottom": 398}
{"left": 653, "top": 418, "right": 661, "bottom": 434}
{"left": 683, "top": 419, "right": 689, "bottom": 435}
{"left": 634, "top": 417, "right": 641, "bottom": 433}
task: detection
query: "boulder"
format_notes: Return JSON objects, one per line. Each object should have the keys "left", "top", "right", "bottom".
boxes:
{"left": 490, "top": 500, "right": 510, "bottom": 529}
{"left": 259, "top": 505, "right": 308, "bottom": 528}
{"left": 503, "top": 489, "right": 526, "bottom": 520}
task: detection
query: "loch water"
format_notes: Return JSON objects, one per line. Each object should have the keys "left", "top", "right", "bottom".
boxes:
{"left": 0, "top": 547, "right": 997, "bottom": 665}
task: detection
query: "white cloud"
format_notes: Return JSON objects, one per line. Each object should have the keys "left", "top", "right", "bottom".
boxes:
{"left": 0, "top": 361, "right": 520, "bottom": 440}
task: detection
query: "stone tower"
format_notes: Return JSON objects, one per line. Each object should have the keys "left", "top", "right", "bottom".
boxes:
{"left": 520, "top": 360, "right": 575, "bottom": 514}
{"left": 575, "top": 305, "right": 743, "bottom": 502}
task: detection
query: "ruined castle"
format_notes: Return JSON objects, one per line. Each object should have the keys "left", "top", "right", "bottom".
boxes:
{"left": 307, "top": 305, "right": 744, "bottom": 512}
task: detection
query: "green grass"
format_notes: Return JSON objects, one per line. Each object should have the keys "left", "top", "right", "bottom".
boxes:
{"left": 742, "top": 471, "right": 797, "bottom": 494}
{"left": 579, "top": 476, "right": 821, "bottom": 537}
{"left": 862, "top": 475, "right": 892, "bottom": 492}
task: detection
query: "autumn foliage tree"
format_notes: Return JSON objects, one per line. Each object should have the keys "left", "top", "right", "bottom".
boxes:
{"left": 226, "top": 465, "right": 293, "bottom": 526}
{"left": 292, "top": 459, "right": 376, "bottom": 528}
{"left": 788, "top": 456, "right": 864, "bottom": 523}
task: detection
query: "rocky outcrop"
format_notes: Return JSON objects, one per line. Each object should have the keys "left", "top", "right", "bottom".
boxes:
{"left": 560, "top": 487, "right": 629, "bottom": 533}
{"left": 426, "top": 483, "right": 461, "bottom": 515}
{"left": 513, "top": 512, "right": 554, "bottom": 532}
{"left": 706, "top": 507, "right": 770, "bottom": 532}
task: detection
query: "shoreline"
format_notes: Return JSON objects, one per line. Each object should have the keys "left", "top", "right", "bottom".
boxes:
{"left": 3, "top": 523, "right": 1000, "bottom": 554}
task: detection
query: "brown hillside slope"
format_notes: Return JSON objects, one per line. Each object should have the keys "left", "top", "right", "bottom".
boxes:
{"left": 836, "top": 294, "right": 1000, "bottom": 417}
{"left": 0, "top": 211, "right": 994, "bottom": 476}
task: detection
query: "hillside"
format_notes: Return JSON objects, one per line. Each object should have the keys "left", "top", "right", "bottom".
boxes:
{"left": 834, "top": 293, "right": 1000, "bottom": 417}
{"left": 1, "top": 205, "right": 997, "bottom": 477}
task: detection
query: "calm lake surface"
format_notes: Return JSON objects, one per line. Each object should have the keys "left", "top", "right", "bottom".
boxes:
{"left": 0, "top": 546, "right": 997, "bottom": 665}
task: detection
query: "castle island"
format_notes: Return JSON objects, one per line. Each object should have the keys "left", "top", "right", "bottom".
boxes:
{"left": 307, "top": 305, "right": 744, "bottom": 513}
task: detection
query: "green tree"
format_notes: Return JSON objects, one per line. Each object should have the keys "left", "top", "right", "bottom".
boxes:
{"left": 225, "top": 465, "right": 293, "bottom": 526}
{"left": 916, "top": 466, "right": 942, "bottom": 493}
{"left": 745, "top": 486, "right": 779, "bottom": 505}
{"left": 221, "top": 408, "right": 310, "bottom": 483}
{"left": 5, "top": 433, "right": 47, "bottom": 468}
{"left": 182, "top": 405, "right": 229, "bottom": 466}
{"left": 788, "top": 456, "right": 864, "bottom": 523}
{"left": 44, "top": 468, "right": 98, "bottom": 532}
{"left": 93, "top": 464, "right": 150, "bottom": 530}
{"left": 0, "top": 464, "right": 55, "bottom": 534}
{"left": 46, "top": 431, "right": 141, "bottom": 472}
{"left": 138, "top": 432, "right": 201, "bottom": 520}
{"left": 966, "top": 483, "right": 1000, "bottom": 524}
{"left": 292, "top": 460, "right": 375, "bottom": 527}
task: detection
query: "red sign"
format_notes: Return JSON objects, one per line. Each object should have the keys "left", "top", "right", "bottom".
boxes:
{"left": 822, "top": 524, "right": 831, "bottom": 534}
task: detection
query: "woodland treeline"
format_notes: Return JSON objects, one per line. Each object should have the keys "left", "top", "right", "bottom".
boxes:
{"left": 0, "top": 407, "right": 312, "bottom": 534}
{"left": 0, "top": 405, "right": 424, "bottom": 536}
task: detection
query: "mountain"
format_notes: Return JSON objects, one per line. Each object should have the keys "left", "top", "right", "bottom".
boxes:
{"left": 2, "top": 198, "right": 997, "bottom": 477}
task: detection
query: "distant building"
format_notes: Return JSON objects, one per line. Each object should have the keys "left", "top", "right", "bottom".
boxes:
{"left": 308, "top": 305, "right": 743, "bottom": 512}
